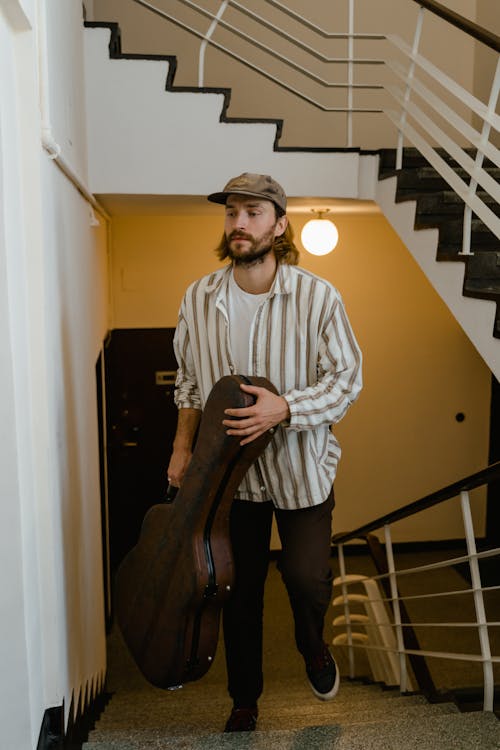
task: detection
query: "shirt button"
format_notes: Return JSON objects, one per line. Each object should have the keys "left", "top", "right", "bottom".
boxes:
{"left": 260, "top": 486, "right": 266, "bottom": 492}
{"left": 229, "top": 365, "right": 235, "bottom": 373}
{"left": 269, "top": 427, "right": 275, "bottom": 435}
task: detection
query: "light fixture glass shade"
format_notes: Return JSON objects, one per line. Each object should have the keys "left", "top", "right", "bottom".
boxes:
{"left": 301, "top": 218, "right": 339, "bottom": 256}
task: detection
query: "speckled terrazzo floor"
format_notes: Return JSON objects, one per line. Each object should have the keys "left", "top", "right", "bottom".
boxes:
{"left": 84, "top": 555, "right": 500, "bottom": 749}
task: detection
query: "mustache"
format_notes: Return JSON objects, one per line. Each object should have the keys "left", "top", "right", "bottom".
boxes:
{"left": 228, "top": 230, "right": 254, "bottom": 242}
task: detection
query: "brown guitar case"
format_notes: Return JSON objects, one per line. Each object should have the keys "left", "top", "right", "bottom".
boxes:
{"left": 114, "top": 374, "right": 277, "bottom": 689}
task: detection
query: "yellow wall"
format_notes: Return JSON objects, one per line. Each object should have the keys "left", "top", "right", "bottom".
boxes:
{"left": 108, "top": 205, "right": 491, "bottom": 542}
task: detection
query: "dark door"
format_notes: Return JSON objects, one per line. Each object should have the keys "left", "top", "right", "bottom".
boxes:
{"left": 104, "top": 328, "right": 178, "bottom": 577}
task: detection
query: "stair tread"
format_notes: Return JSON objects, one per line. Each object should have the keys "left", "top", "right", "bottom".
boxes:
{"left": 91, "top": 689, "right": 435, "bottom": 729}
{"left": 90, "top": 706, "right": 460, "bottom": 738}
{"left": 83, "top": 711, "right": 500, "bottom": 749}
{"left": 92, "top": 692, "right": 452, "bottom": 729}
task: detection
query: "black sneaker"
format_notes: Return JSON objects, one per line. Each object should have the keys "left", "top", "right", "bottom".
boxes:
{"left": 306, "top": 644, "right": 340, "bottom": 701}
{"left": 224, "top": 706, "right": 258, "bottom": 732}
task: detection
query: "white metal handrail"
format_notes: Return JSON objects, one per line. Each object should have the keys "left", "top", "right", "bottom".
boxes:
{"left": 333, "top": 481, "right": 499, "bottom": 712}
{"left": 387, "top": 18, "right": 500, "bottom": 254}
{"left": 127, "top": 0, "right": 385, "bottom": 93}
{"left": 123, "top": 0, "right": 499, "bottom": 255}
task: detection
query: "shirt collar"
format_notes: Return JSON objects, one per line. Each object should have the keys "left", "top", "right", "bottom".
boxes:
{"left": 270, "top": 263, "right": 292, "bottom": 296}
{"left": 204, "top": 262, "right": 293, "bottom": 298}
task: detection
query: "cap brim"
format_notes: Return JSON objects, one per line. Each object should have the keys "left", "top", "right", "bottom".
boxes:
{"left": 207, "top": 190, "right": 285, "bottom": 210}
{"left": 207, "top": 191, "right": 230, "bottom": 205}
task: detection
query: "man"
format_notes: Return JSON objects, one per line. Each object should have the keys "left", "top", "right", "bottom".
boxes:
{"left": 167, "top": 173, "right": 362, "bottom": 732}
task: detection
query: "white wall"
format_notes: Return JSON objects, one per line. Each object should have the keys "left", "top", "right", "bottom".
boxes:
{"left": 40, "top": 155, "right": 108, "bottom": 727}
{"left": 0, "top": 1, "right": 109, "bottom": 747}
{"left": 0, "top": 4, "right": 48, "bottom": 745}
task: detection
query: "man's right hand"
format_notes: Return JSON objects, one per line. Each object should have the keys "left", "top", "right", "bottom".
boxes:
{"left": 167, "top": 447, "right": 192, "bottom": 488}
{"left": 167, "top": 406, "right": 201, "bottom": 488}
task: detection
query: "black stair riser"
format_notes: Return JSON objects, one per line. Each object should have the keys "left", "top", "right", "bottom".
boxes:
{"left": 415, "top": 216, "right": 498, "bottom": 232}
{"left": 396, "top": 189, "right": 499, "bottom": 206}
{"left": 463, "top": 286, "right": 500, "bottom": 301}
{"left": 394, "top": 172, "right": 500, "bottom": 195}
{"left": 464, "top": 252, "right": 500, "bottom": 279}
{"left": 412, "top": 193, "right": 500, "bottom": 217}
{"left": 378, "top": 147, "right": 496, "bottom": 172}
{"left": 437, "top": 246, "right": 499, "bottom": 259}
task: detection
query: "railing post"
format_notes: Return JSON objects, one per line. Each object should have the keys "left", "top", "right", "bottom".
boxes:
{"left": 384, "top": 524, "right": 408, "bottom": 692}
{"left": 396, "top": 6, "right": 424, "bottom": 170}
{"left": 338, "top": 543, "right": 355, "bottom": 678}
{"left": 198, "top": 0, "right": 229, "bottom": 87}
{"left": 461, "top": 57, "right": 500, "bottom": 255}
{"left": 460, "top": 491, "right": 494, "bottom": 711}
{"left": 347, "top": 0, "right": 355, "bottom": 148}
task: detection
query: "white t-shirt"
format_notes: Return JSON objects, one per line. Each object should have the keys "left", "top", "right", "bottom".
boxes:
{"left": 227, "top": 270, "right": 268, "bottom": 374}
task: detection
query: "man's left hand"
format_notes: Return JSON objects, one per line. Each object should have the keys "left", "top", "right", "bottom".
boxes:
{"left": 222, "top": 383, "right": 290, "bottom": 445}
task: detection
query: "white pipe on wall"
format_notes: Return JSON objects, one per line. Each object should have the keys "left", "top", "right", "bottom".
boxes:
{"left": 37, "top": 0, "right": 109, "bottom": 220}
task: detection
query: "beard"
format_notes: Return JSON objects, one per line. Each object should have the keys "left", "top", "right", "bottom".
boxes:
{"left": 226, "top": 227, "right": 276, "bottom": 266}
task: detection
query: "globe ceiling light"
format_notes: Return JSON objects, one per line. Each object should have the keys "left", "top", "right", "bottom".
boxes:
{"left": 301, "top": 210, "right": 339, "bottom": 256}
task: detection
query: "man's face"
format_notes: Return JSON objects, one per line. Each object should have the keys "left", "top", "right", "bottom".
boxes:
{"left": 224, "top": 195, "right": 287, "bottom": 265}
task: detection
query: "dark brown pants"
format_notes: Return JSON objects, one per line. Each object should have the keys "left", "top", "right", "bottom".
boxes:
{"left": 222, "top": 490, "right": 335, "bottom": 707}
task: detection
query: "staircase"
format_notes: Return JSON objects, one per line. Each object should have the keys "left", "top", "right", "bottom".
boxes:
{"left": 79, "top": 558, "right": 500, "bottom": 750}
{"left": 82, "top": 674, "right": 500, "bottom": 749}
{"left": 375, "top": 160, "right": 500, "bottom": 380}
{"left": 378, "top": 148, "right": 500, "bottom": 340}
{"left": 83, "top": 640, "right": 500, "bottom": 750}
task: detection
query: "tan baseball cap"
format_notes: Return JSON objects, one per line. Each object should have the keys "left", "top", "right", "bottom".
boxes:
{"left": 207, "top": 173, "right": 287, "bottom": 214}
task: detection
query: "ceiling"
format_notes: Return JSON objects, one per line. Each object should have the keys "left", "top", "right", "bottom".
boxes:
{"left": 95, "top": 194, "right": 381, "bottom": 217}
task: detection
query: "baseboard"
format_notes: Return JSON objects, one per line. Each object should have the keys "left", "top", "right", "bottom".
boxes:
{"left": 37, "top": 691, "right": 112, "bottom": 750}
{"left": 37, "top": 707, "right": 64, "bottom": 750}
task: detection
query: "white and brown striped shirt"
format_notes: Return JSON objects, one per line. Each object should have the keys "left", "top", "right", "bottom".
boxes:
{"left": 173, "top": 263, "right": 362, "bottom": 509}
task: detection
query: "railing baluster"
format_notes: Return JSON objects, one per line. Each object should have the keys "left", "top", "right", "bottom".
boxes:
{"left": 338, "top": 543, "right": 355, "bottom": 679}
{"left": 347, "top": 0, "right": 355, "bottom": 148}
{"left": 199, "top": 0, "right": 229, "bottom": 87}
{"left": 384, "top": 524, "right": 408, "bottom": 692}
{"left": 461, "top": 56, "right": 500, "bottom": 255}
{"left": 396, "top": 6, "right": 424, "bottom": 170}
{"left": 460, "top": 491, "right": 494, "bottom": 712}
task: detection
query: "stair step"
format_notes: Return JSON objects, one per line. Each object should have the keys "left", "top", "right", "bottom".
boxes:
{"left": 464, "top": 284, "right": 500, "bottom": 299}
{"left": 466, "top": 251, "right": 500, "bottom": 277}
{"left": 412, "top": 192, "right": 500, "bottom": 217}
{"left": 415, "top": 226, "right": 499, "bottom": 245}
{"left": 91, "top": 685, "right": 433, "bottom": 733}
{"left": 437, "top": 246, "right": 500, "bottom": 261}
{"left": 378, "top": 147, "right": 497, "bottom": 174}
{"left": 415, "top": 215, "right": 495, "bottom": 231}
{"left": 88, "top": 700, "right": 458, "bottom": 739}
{"left": 83, "top": 711, "right": 500, "bottom": 749}
{"left": 259, "top": 700, "right": 459, "bottom": 728}
{"left": 395, "top": 167, "right": 500, "bottom": 195}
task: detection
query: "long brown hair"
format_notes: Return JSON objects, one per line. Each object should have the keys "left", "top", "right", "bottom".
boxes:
{"left": 215, "top": 214, "right": 300, "bottom": 265}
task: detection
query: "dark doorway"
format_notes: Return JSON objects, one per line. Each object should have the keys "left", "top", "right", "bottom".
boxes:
{"left": 95, "top": 350, "right": 112, "bottom": 630}
{"left": 103, "top": 328, "right": 179, "bottom": 589}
